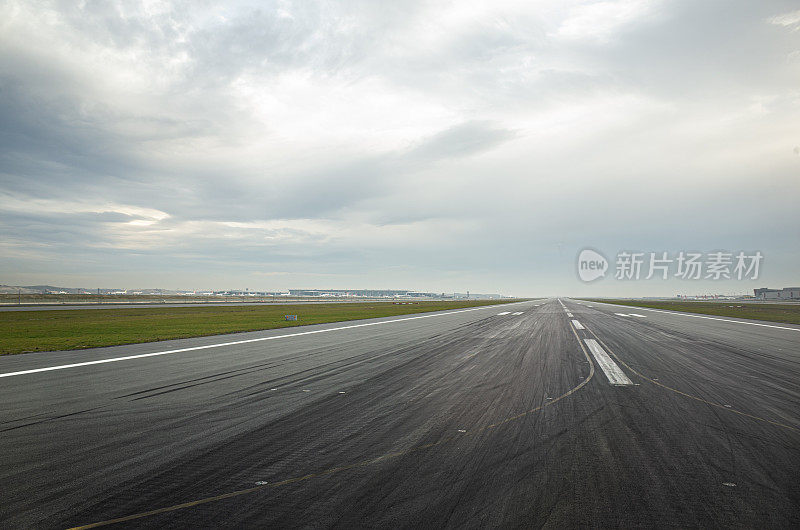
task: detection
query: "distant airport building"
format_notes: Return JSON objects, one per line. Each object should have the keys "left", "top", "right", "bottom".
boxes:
{"left": 288, "top": 289, "right": 413, "bottom": 298}
{"left": 283, "top": 289, "right": 507, "bottom": 299}
{"left": 754, "top": 287, "right": 800, "bottom": 300}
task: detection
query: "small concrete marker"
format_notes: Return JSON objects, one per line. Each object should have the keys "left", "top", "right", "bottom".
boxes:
{"left": 458, "top": 429, "right": 467, "bottom": 433}
{"left": 723, "top": 482, "right": 736, "bottom": 487}
{"left": 255, "top": 481, "right": 269, "bottom": 486}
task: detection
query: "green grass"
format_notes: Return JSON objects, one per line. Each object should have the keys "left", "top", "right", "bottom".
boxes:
{"left": 0, "top": 300, "right": 524, "bottom": 356}
{"left": 585, "top": 299, "right": 800, "bottom": 325}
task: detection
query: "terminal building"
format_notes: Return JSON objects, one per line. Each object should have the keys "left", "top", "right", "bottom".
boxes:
{"left": 288, "top": 289, "right": 416, "bottom": 298}
{"left": 754, "top": 287, "right": 800, "bottom": 300}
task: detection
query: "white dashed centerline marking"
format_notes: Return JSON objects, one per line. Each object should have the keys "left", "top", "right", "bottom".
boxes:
{"left": 571, "top": 320, "right": 585, "bottom": 330}
{"left": 615, "top": 313, "right": 630, "bottom": 317}
{"left": 629, "top": 314, "right": 646, "bottom": 318}
{"left": 497, "top": 311, "right": 511, "bottom": 315}
{"left": 512, "top": 312, "right": 524, "bottom": 315}
{"left": 584, "top": 339, "right": 633, "bottom": 386}
{"left": 566, "top": 312, "right": 573, "bottom": 317}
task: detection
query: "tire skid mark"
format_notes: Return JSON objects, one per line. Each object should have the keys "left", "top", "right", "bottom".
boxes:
{"left": 68, "top": 310, "right": 596, "bottom": 529}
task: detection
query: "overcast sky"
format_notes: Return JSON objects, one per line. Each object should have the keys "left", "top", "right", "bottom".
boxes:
{"left": 1, "top": 0, "right": 798, "bottom": 296}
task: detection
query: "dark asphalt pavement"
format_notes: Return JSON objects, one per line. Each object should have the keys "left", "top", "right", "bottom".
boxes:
{"left": 1, "top": 299, "right": 798, "bottom": 528}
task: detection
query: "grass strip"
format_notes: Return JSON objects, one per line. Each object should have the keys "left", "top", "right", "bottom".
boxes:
{"left": 0, "top": 300, "right": 524, "bottom": 356}
{"left": 585, "top": 299, "right": 800, "bottom": 325}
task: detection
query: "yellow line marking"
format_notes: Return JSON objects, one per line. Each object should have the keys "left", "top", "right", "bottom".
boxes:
{"left": 68, "top": 326, "right": 596, "bottom": 529}
{"left": 586, "top": 329, "right": 799, "bottom": 433}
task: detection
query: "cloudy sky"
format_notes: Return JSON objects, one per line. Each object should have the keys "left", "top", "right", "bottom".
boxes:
{"left": 1, "top": 0, "right": 798, "bottom": 296}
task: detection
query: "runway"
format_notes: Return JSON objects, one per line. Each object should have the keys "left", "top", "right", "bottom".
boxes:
{"left": 1, "top": 299, "right": 798, "bottom": 528}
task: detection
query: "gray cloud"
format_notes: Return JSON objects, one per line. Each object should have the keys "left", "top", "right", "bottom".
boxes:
{"left": 0, "top": 0, "right": 798, "bottom": 295}
{"left": 406, "top": 121, "right": 518, "bottom": 162}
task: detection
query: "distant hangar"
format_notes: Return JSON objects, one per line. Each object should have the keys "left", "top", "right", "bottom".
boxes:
{"left": 754, "top": 287, "right": 800, "bottom": 300}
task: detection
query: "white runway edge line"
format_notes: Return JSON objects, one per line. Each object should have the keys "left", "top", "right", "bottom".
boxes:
{"left": 584, "top": 339, "right": 633, "bottom": 386}
{"left": 571, "top": 320, "right": 585, "bottom": 330}
{"left": 613, "top": 306, "right": 800, "bottom": 332}
{"left": 0, "top": 302, "right": 526, "bottom": 379}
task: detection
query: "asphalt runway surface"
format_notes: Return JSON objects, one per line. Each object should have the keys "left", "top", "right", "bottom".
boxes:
{"left": 1, "top": 299, "right": 799, "bottom": 528}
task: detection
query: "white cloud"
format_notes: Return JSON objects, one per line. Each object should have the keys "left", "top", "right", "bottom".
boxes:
{"left": 0, "top": 195, "right": 169, "bottom": 222}
{"left": 554, "top": 0, "right": 660, "bottom": 43}
{"left": 1, "top": 0, "right": 798, "bottom": 294}
{"left": 768, "top": 8, "right": 800, "bottom": 29}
